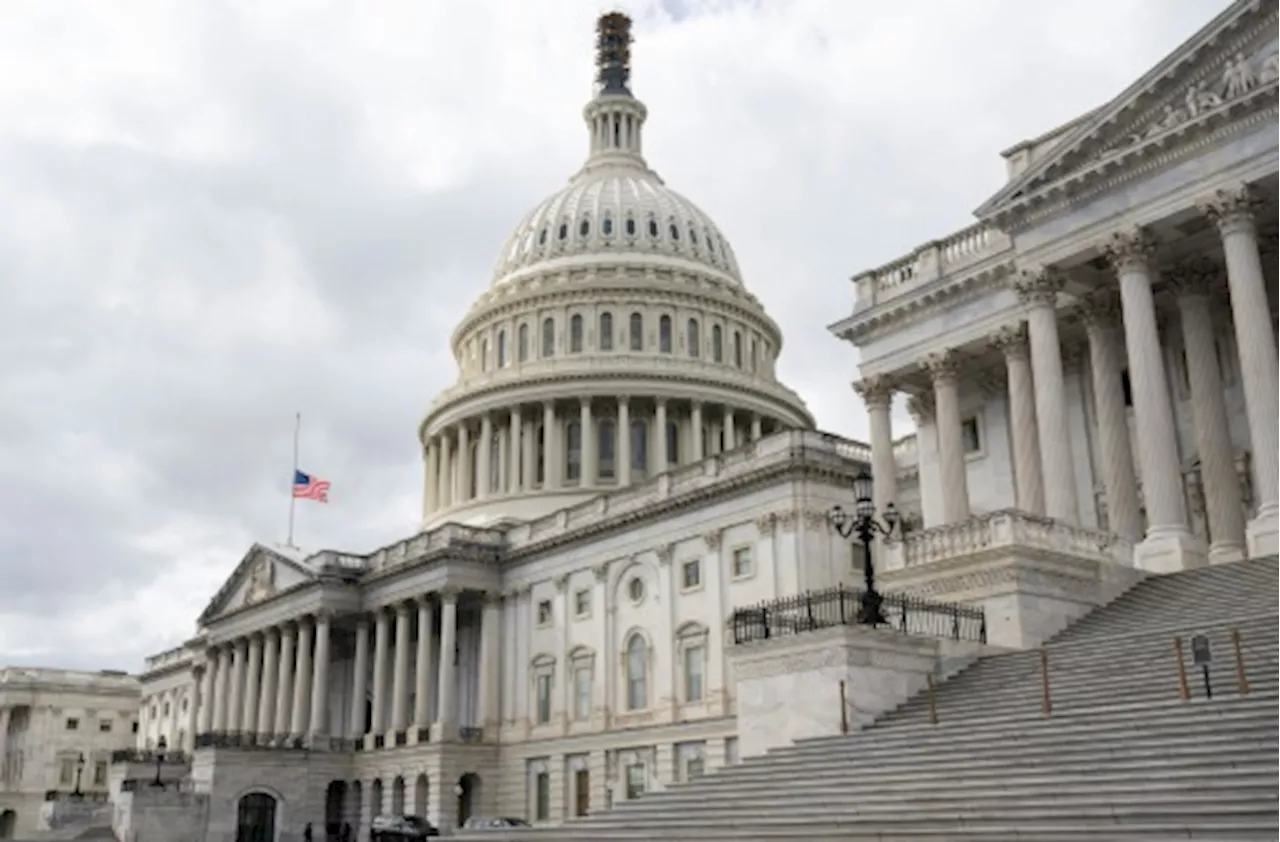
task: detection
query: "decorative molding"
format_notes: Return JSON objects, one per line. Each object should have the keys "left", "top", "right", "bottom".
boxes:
{"left": 852, "top": 375, "right": 894, "bottom": 410}
{"left": 1199, "top": 183, "right": 1268, "bottom": 237}
{"left": 1013, "top": 267, "right": 1063, "bottom": 307}
{"left": 553, "top": 574, "right": 569, "bottom": 594}
{"left": 592, "top": 563, "right": 609, "bottom": 583}
{"left": 702, "top": 530, "right": 722, "bottom": 551}
{"left": 755, "top": 512, "right": 777, "bottom": 537}
{"left": 776, "top": 510, "right": 799, "bottom": 533}
{"left": 1164, "top": 255, "right": 1223, "bottom": 299}
{"left": 1103, "top": 227, "right": 1157, "bottom": 273}
{"left": 921, "top": 349, "right": 960, "bottom": 385}
{"left": 987, "top": 322, "right": 1029, "bottom": 360}
{"left": 655, "top": 544, "right": 674, "bottom": 567}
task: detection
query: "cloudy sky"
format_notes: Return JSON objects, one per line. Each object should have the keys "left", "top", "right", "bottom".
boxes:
{"left": 0, "top": 0, "right": 1227, "bottom": 671}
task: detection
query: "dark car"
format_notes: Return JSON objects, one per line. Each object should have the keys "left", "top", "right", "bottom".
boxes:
{"left": 370, "top": 814, "right": 440, "bottom": 839}
{"left": 461, "top": 817, "right": 533, "bottom": 830}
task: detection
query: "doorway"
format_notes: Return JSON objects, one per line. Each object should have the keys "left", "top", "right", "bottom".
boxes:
{"left": 235, "top": 792, "right": 277, "bottom": 842}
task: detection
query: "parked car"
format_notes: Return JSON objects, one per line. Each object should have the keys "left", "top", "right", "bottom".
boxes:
{"left": 461, "top": 817, "right": 533, "bottom": 830}
{"left": 370, "top": 814, "right": 440, "bottom": 839}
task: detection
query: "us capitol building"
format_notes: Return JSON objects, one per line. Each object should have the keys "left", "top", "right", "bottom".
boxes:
{"left": 122, "top": 3, "right": 1277, "bottom": 840}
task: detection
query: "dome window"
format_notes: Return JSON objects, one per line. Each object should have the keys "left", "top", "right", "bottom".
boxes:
{"left": 558, "top": 223, "right": 569, "bottom": 242}
{"left": 539, "top": 227, "right": 548, "bottom": 246}
{"left": 687, "top": 319, "right": 700, "bottom": 358}
{"left": 659, "top": 315, "right": 672, "bottom": 353}
{"left": 712, "top": 325, "right": 723, "bottom": 363}
{"left": 570, "top": 314, "right": 584, "bottom": 353}
{"left": 599, "top": 312, "right": 614, "bottom": 351}
{"left": 706, "top": 231, "right": 716, "bottom": 254}
{"left": 579, "top": 219, "right": 590, "bottom": 238}
{"left": 629, "top": 313, "right": 644, "bottom": 351}
{"left": 602, "top": 216, "right": 614, "bottom": 236}
{"left": 668, "top": 223, "right": 680, "bottom": 242}
{"left": 625, "top": 217, "right": 637, "bottom": 237}
{"left": 689, "top": 226, "right": 698, "bottom": 246}
{"left": 542, "top": 318, "right": 556, "bottom": 358}
{"left": 647, "top": 218, "right": 659, "bottom": 238}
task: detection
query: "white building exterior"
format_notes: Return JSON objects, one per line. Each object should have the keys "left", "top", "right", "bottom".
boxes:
{"left": 0, "top": 666, "right": 141, "bottom": 838}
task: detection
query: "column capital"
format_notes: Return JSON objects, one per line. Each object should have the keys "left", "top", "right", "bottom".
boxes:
{"left": 481, "top": 590, "right": 504, "bottom": 607}
{"left": 592, "top": 563, "right": 609, "bottom": 583}
{"left": 988, "top": 322, "right": 1029, "bottom": 360}
{"left": 1103, "top": 227, "right": 1157, "bottom": 273}
{"left": 438, "top": 586, "right": 461, "bottom": 603}
{"left": 1199, "top": 184, "right": 1265, "bottom": 237}
{"left": 579, "top": 396, "right": 592, "bottom": 409}
{"left": 617, "top": 395, "right": 630, "bottom": 407}
{"left": 921, "top": 349, "right": 961, "bottom": 385}
{"left": 1075, "top": 290, "right": 1123, "bottom": 332}
{"left": 905, "top": 392, "right": 935, "bottom": 423}
{"left": 553, "top": 574, "right": 569, "bottom": 593}
{"left": 1014, "top": 266, "right": 1064, "bottom": 306}
{"left": 852, "top": 375, "right": 894, "bottom": 409}
{"left": 393, "top": 601, "right": 411, "bottom": 618}
{"left": 1165, "top": 255, "right": 1222, "bottom": 300}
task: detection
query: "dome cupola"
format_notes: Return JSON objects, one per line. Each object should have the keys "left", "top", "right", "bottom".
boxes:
{"left": 419, "top": 12, "right": 812, "bottom": 529}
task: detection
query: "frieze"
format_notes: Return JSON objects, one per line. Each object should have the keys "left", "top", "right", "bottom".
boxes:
{"left": 731, "top": 641, "right": 855, "bottom": 681}
{"left": 755, "top": 512, "right": 777, "bottom": 536}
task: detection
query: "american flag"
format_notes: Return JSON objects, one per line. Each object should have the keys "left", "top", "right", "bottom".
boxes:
{"left": 292, "top": 470, "right": 331, "bottom": 503}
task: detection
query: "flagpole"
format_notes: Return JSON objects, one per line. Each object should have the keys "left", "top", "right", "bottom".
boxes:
{"left": 287, "top": 411, "right": 301, "bottom": 548}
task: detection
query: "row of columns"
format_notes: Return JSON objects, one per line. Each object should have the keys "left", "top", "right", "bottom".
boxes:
{"left": 423, "top": 398, "right": 769, "bottom": 515}
{"left": 857, "top": 184, "right": 1277, "bottom": 564}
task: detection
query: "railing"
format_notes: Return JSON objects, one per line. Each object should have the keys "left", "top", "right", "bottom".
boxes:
{"left": 729, "top": 585, "right": 986, "bottom": 645}
{"left": 192, "top": 731, "right": 358, "bottom": 753}
{"left": 900, "top": 509, "right": 1133, "bottom": 568}
{"left": 110, "top": 749, "right": 189, "bottom": 765}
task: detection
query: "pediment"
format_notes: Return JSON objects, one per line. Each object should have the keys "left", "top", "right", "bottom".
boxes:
{"left": 198, "top": 543, "right": 317, "bottom": 625}
{"left": 977, "top": 0, "right": 1278, "bottom": 221}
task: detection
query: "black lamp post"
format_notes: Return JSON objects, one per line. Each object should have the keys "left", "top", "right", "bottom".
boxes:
{"left": 149, "top": 736, "right": 167, "bottom": 789}
{"left": 828, "top": 468, "right": 899, "bottom": 626}
{"left": 71, "top": 752, "right": 85, "bottom": 799}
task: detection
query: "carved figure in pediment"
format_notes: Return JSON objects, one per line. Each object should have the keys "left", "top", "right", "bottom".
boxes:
{"left": 1222, "top": 52, "right": 1255, "bottom": 99}
{"left": 1259, "top": 52, "right": 1279, "bottom": 85}
{"left": 245, "top": 557, "right": 276, "bottom": 605}
{"left": 1184, "top": 82, "right": 1222, "bottom": 118}
{"left": 1146, "top": 103, "right": 1187, "bottom": 138}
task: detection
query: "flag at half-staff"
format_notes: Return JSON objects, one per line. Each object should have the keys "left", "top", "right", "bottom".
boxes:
{"left": 292, "top": 470, "right": 331, "bottom": 503}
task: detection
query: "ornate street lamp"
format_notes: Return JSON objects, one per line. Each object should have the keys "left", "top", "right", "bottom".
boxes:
{"left": 150, "top": 736, "right": 167, "bottom": 790}
{"left": 71, "top": 752, "right": 85, "bottom": 799}
{"left": 828, "top": 468, "right": 899, "bottom": 626}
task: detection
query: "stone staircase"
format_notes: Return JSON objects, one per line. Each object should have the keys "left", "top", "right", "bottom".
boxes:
{"left": 463, "top": 556, "right": 1279, "bottom": 841}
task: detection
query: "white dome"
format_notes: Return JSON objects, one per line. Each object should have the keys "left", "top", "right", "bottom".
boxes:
{"left": 491, "top": 166, "right": 744, "bottom": 287}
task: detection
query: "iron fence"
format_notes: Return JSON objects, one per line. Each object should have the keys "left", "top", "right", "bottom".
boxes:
{"left": 729, "top": 585, "right": 986, "bottom": 645}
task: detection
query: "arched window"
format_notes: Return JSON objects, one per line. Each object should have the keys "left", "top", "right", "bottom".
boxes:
{"left": 599, "top": 312, "right": 614, "bottom": 351}
{"left": 598, "top": 419, "right": 616, "bottom": 481}
{"left": 712, "top": 325, "right": 723, "bottom": 363}
{"left": 518, "top": 324, "right": 529, "bottom": 363}
{"left": 535, "top": 425, "right": 545, "bottom": 486}
{"left": 631, "top": 418, "right": 649, "bottom": 479}
{"left": 750, "top": 338, "right": 758, "bottom": 372}
{"left": 497, "top": 330, "right": 507, "bottom": 368}
{"left": 565, "top": 421, "right": 582, "bottom": 483}
{"left": 666, "top": 420, "right": 680, "bottom": 467}
{"left": 687, "top": 319, "right": 700, "bottom": 358}
{"left": 733, "top": 330, "right": 743, "bottom": 368}
{"left": 629, "top": 313, "right": 643, "bottom": 351}
{"left": 626, "top": 634, "right": 648, "bottom": 711}
{"left": 489, "top": 433, "right": 501, "bottom": 492}
{"left": 542, "top": 318, "right": 555, "bottom": 358}
{"left": 570, "top": 314, "right": 584, "bottom": 353}
{"left": 659, "top": 315, "right": 672, "bottom": 353}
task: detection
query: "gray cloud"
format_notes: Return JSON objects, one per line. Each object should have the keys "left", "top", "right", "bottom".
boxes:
{"left": 0, "top": 0, "right": 1226, "bottom": 669}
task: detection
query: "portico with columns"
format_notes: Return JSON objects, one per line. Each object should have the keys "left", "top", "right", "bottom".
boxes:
{"left": 832, "top": 0, "right": 1277, "bottom": 643}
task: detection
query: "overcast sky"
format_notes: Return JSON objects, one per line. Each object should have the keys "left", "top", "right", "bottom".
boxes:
{"left": 0, "top": 0, "right": 1227, "bottom": 671}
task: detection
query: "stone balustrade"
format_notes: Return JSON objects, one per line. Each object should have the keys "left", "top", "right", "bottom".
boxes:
{"left": 851, "top": 222, "right": 1013, "bottom": 311}
{"left": 900, "top": 509, "right": 1134, "bottom": 568}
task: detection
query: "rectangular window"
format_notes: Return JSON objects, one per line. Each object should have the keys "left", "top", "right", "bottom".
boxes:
{"left": 574, "top": 588, "right": 591, "bottom": 618}
{"left": 732, "top": 547, "right": 753, "bottom": 578}
{"left": 537, "top": 600, "right": 553, "bottom": 626}
{"left": 536, "top": 674, "right": 553, "bottom": 725}
{"left": 65, "top": 718, "right": 79, "bottom": 731}
{"left": 535, "top": 772, "right": 550, "bottom": 821}
{"left": 961, "top": 417, "right": 982, "bottom": 454}
{"left": 98, "top": 720, "right": 112, "bottom": 733}
{"left": 626, "top": 763, "right": 646, "bottom": 800}
{"left": 573, "top": 666, "right": 592, "bottom": 721}
{"left": 93, "top": 761, "right": 108, "bottom": 786}
{"left": 681, "top": 559, "right": 701, "bottom": 590}
{"left": 685, "top": 757, "right": 705, "bottom": 782}
{"left": 684, "top": 645, "right": 705, "bottom": 703}
{"left": 574, "top": 768, "right": 590, "bottom": 817}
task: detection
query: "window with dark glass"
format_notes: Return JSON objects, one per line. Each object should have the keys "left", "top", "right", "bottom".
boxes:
{"left": 626, "top": 635, "right": 647, "bottom": 711}
{"left": 542, "top": 318, "right": 555, "bottom": 357}
{"left": 712, "top": 325, "right": 723, "bottom": 362}
{"left": 669, "top": 223, "right": 679, "bottom": 241}
{"left": 480, "top": 338, "right": 489, "bottom": 371}
{"left": 489, "top": 433, "right": 501, "bottom": 491}
{"left": 579, "top": 218, "right": 590, "bottom": 237}
{"left": 659, "top": 315, "right": 672, "bottom": 353}
{"left": 961, "top": 417, "right": 982, "bottom": 454}
{"left": 602, "top": 216, "right": 614, "bottom": 236}
{"left": 687, "top": 319, "right": 700, "bottom": 357}
{"left": 570, "top": 314, "right": 584, "bottom": 353}
{"left": 648, "top": 218, "right": 659, "bottom": 238}
{"left": 518, "top": 324, "right": 529, "bottom": 362}
{"left": 558, "top": 223, "right": 568, "bottom": 241}
{"left": 538, "top": 227, "right": 548, "bottom": 245}
{"left": 629, "top": 313, "right": 643, "bottom": 351}
{"left": 631, "top": 419, "right": 648, "bottom": 477}
{"left": 598, "top": 419, "right": 616, "bottom": 481}
{"left": 599, "top": 312, "right": 614, "bottom": 351}
{"left": 666, "top": 421, "right": 679, "bottom": 466}
{"left": 733, "top": 331, "right": 743, "bottom": 368}
{"left": 625, "top": 217, "right": 636, "bottom": 236}
{"left": 535, "top": 426, "right": 545, "bottom": 485}
{"left": 497, "top": 330, "right": 507, "bottom": 367}
{"left": 565, "top": 421, "right": 582, "bottom": 482}
{"left": 750, "top": 338, "right": 758, "bottom": 372}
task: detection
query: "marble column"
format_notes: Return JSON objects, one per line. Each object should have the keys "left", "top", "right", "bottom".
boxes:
{"left": 750, "top": 414, "right": 762, "bottom": 441}
{"left": 257, "top": 629, "right": 279, "bottom": 738}
{"left": 1015, "top": 269, "right": 1079, "bottom": 525}
{"left": 478, "top": 415, "right": 493, "bottom": 498}
{"left": 215, "top": 646, "right": 234, "bottom": 732}
{"left": 1078, "top": 294, "right": 1143, "bottom": 543}
{"left": 349, "top": 617, "right": 369, "bottom": 740}
{"left": 923, "top": 350, "right": 970, "bottom": 523}
{"left": 580, "top": 399, "right": 596, "bottom": 487}
{"left": 274, "top": 626, "right": 295, "bottom": 738}
{"left": 691, "top": 402, "right": 705, "bottom": 461}
{"left": 989, "top": 323, "right": 1046, "bottom": 516}
{"left": 725, "top": 408, "right": 737, "bottom": 451}
{"left": 542, "top": 403, "right": 558, "bottom": 490}
{"left": 413, "top": 598, "right": 435, "bottom": 736}
{"left": 456, "top": 423, "right": 471, "bottom": 503}
{"left": 423, "top": 441, "right": 437, "bottom": 517}
{"left": 198, "top": 653, "right": 217, "bottom": 734}
{"left": 227, "top": 639, "right": 246, "bottom": 733}
{"left": 241, "top": 635, "right": 262, "bottom": 736}
{"left": 1170, "top": 259, "right": 1248, "bottom": 562}
{"left": 438, "top": 432, "right": 452, "bottom": 511}
{"left": 478, "top": 593, "right": 503, "bottom": 735}
{"left": 618, "top": 398, "right": 632, "bottom": 486}
{"left": 1202, "top": 185, "right": 1279, "bottom": 555}
{"left": 656, "top": 399, "right": 669, "bottom": 470}
{"left": 508, "top": 408, "right": 521, "bottom": 493}
{"left": 391, "top": 602, "right": 412, "bottom": 736}
{"left": 370, "top": 609, "right": 390, "bottom": 737}
{"left": 853, "top": 376, "right": 898, "bottom": 514}
{"left": 432, "top": 589, "right": 460, "bottom": 742}
{"left": 291, "top": 618, "right": 313, "bottom": 737}
{"left": 1105, "top": 228, "right": 1205, "bottom": 571}
{"left": 309, "top": 613, "right": 331, "bottom": 738}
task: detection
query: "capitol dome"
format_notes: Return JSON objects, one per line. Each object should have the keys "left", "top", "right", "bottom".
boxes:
{"left": 419, "top": 12, "right": 813, "bottom": 528}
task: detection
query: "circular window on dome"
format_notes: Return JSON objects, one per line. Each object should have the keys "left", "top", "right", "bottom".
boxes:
{"left": 628, "top": 577, "right": 645, "bottom": 603}
{"left": 558, "top": 223, "right": 568, "bottom": 241}
{"left": 669, "top": 223, "right": 680, "bottom": 241}
{"left": 538, "top": 227, "right": 548, "bottom": 246}
{"left": 647, "top": 218, "right": 659, "bottom": 238}
{"left": 626, "top": 217, "right": 637, "bottom": 236}
{"left": 579, "top": 218, "right": 590, "bottom": 238}
{"left": 603, "top": 216, "right": 614, "bottom": 236}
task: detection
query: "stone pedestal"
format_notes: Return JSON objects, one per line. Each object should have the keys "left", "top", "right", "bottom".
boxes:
{"left": 1135, "top": 528, "right": 1210, "bottom": 575}
{"left": 728, "top": 624, "right": 1001, "bottom": 760}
